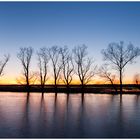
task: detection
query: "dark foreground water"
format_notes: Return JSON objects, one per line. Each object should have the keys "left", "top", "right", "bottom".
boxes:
{"left": 0, "top": 92, "right": 140, "bottom": 138}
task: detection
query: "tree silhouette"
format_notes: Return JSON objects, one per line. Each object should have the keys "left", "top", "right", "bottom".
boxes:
{"left": 60, "top": 46, "right": 74, "bottom": 91}
{"left": 102, "top": 41, "right": 140, "bottom": 93}
{"left": 99, "top": 64, "right": 118, "bottom": 93}
{"left": 73, "top": 45, "right": 96, "bottom": 89}
{"left": 0, "top": 54, "right": 10, "bottom": 77}
{"left": 17, "top": 47, "right": 34, "bottom": 92}
{"left": 133, "top": 73, "right": 140, "bottom": 85}
{"left": 48, "top": 46, "right": 62, "bottom": 92}
{"left": 37, "top": 47, "right": 49, "bottom": 94}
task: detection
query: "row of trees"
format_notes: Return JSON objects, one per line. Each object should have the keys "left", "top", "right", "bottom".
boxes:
{"left": 1, "top": 41, "right": 140, "bottom": 94}
{"left": 17, "top": 45, "right": 96, "bottom": 92}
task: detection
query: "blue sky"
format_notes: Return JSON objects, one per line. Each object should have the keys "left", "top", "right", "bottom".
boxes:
{"left": 0, "top": 2, "right": 140, "bottom": 83}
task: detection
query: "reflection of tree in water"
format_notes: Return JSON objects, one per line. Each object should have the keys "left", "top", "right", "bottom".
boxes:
{"left": 19, "top": 93, "right": 50, "bottom": 138}
{"left": 116, "top": 94, "right": 140, "bottom": 138}
{"left": 35, "top": 95, "right": 48, "bottom": 137}
{"left": 54, "top": 92, "right": 57, "bottom": 105}
{"left": 94, "top": 94, "right": 123, "bottom": 138}
{"left": 135, "top": 94, "right": 140, "bottom": 106}
{"left": 51, "top": 93, "right": 67, "bottom": 138}
{"left": 66, "top": 93, "right": 69, "bottom": 109}
{"left": 19, "top": 92, "right": 31, "bottom": 137}
{"left": 105, "top": 94, "right": 123, "bottom": 137}
{"left": 116, "top": 94, "right": 123, "bottom": 137}
{"left": 2, "top": 93, "right": 139, "bottom": 138}
{"left": 65, "top": 93, "right": 85, "bottom": 138}
{"left": 0, "top": 96, "right": 12, "bottom": 137}
{"left": 49, "top": 93, "right": 86, "bottom": 138}
{"left": 0, "top": 92, "right": 33, "bottom": 138}
{"left": 77, "top": 94, "right": 85, "bottom": 137}
{"left": 81, "top": 92, "right": 84, "bottom": 105}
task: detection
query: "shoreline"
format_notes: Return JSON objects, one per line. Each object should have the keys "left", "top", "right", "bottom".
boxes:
{"left": 0, "top": 84, "right": 139, "bottom": 94}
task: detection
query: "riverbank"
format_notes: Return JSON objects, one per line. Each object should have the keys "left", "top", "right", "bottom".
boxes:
{"left": 0, "top": 84, "right": 139, "bottom": 94}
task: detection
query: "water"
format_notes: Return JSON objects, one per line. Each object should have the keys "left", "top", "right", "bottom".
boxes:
{"left": 0, "top": 92, "right": 140, "bottom": 138}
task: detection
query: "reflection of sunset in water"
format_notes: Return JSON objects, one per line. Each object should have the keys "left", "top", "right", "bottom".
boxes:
{"left": 0, "top": 93, "right": 140, "bottom": 137}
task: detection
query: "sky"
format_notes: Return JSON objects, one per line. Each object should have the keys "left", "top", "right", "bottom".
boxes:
{"left": 0, "top": 2, "right": 140, "bottom": 84}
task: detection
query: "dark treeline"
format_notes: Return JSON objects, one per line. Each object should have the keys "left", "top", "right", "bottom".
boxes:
{"left": 0, "top": 84, "right": 139, "bottom": 94}
{"left": 1, "top": 41, "right": 140, "bottom": 94}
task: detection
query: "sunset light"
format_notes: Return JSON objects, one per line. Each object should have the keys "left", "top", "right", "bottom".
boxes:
{"left": 0, "top": 1, "right": 140, "bottom": 138}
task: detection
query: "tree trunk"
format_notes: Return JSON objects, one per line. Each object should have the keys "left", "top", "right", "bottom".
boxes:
{"left": 26, "top": 76, "right": 30, "bottom": 93}
{"left": 54, "top": 79, "right": 57, "bottom": 94}
{"left": 81, "top": 81, "right": 84, "bottom": 92}
{"left": 120, "top": 69, "right": 122, "bottom": 94}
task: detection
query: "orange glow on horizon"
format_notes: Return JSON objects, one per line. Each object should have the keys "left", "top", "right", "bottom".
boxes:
{"left": 0, "top": 76, "right": 135, "bottom": 85}
{"left": 0, "top": 78, "right": 17, "bottom": 85}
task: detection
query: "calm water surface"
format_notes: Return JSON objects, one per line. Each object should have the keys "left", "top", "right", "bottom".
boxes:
{"left": 0, "top": 92, "right": 140, "bottom": 138}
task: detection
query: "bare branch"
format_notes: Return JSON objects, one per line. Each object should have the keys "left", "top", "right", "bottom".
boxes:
{"left": 17, "top": 47, "right": 34, "bottom": 89}
{"left": 73, "top": 44, "right": 96, "bottom": 86}
{"left": 0, "top": 54, "right": 10, "bottom": 76}
{"left": 37, "top": 47, "right": 49, "bottom": 88}
{"left": 48, "top": 46, "right": 62, "bottom": 86}
{"left": 98, "top": 64, "right": 118, "bottom": 92}
{"left": 101, "top": 41, "right": 140, "bottom": 93}
{"left": 60, "top": 46, "right": 74, "bottom": 85}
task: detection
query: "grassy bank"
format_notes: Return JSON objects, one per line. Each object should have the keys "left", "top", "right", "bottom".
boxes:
{"left": 0, "top": 84, "right": 139, "bottom": 94}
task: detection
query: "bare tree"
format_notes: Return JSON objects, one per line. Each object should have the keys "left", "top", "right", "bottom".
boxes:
{"left": 133, "top": 73, "right": 140, "bottom": 90}
{"left": 0, "top": 54, "right": 10, "bottom": 77}
{"left": 101, "top": 41, "right": 140, "bottom": 93}
{"left": 60, "top": 46, "right": 74, "bottom": 90}
{"left": 37, "top": 47, "right": 49, "bottom": 93}
{"left": 16, "top": 72, "right": 37, "bottom": 85}
{"left": 73, "top": 45, "right": 96, "bottom": 88}
{"left": 17, "top": 47, "right": 33, "bottom": 92}
{"left": 48, "top": 46, "right": 62, "bottom": 91}
{"left": 99, "top": 64, "right": 118, "bottom": 93}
